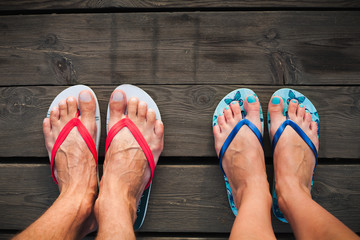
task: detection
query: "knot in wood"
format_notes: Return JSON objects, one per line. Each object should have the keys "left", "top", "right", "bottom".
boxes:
{"left": 191, "top": 87, "right": 215, "bottom": 108}
{"left": 5, "top": 88, "right": 33, "bottom": 115}
{"left": 50, "top": 54, "right": 77, "bottom": 84}
{"left": 45, "top": 33, "right": 58, "bottom": 46}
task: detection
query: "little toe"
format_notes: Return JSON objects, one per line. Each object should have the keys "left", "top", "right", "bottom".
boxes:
{"left": 297, "top": 103, "right": 305, "bottom": 120}
{"left": 223, "top": 105, "right": 233, "bottom": 122}
{"left": 288, "top": 99, "right": 298, "bottom": 119}
{"left": 268, "top": 96, "right": 286, "bottom": 138}
{"left": 304, "top": 112, "right": 312, "bottom": 124}
{"left": 109, "top": 90, "right": 127, "bottom": 119}
{"left": 154, "top": 119, "right": 164, "bottom": 137}
{"left": 244, "top": 95, "right": 262, "bottom": 132}
{"left": 217, "top": 113, "right": 226, "bottom": 128}
{"left": 50, "top": 107, "right": 60, "bottom": 126}
{"left": 128, "top": 97, "right": 139, "bottom": 118}
{"left": 230, "top": 101, "right": 242, "bottom": 122}
{"left": 58, "top": 100, "right": 68, "bottom": 119}
{"left": 78, "top": 90, "right": 96, "bottom": 119}
{"left": 138, "top": 101, "right": 147, "bottom": 120}
{"left": 43, "top": 118, "right": 52, "bottom": 137}
{"left": 66, "top": 96, "right": 78, "bottom": 117}
{"left": 43, "top": 118, "right": 53, "bottom": 151}
{"left": 146, "top": 108, "right": 156, "bottom": 125}
{"left": 310, "top": 121, "right": 318, "bottom": 134}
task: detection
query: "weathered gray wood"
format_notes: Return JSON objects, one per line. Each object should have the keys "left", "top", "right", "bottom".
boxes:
{"left": 0, "top": 85, "right": 359, "bottom": 158}
{"left": 0, "top": 164, "right": 359, "bottom": 233}
{"left": 0, "top": 12, "right": 359, "bottom": 86}
{"left": 0, "top": 0, "right": 359, "bottom": 10}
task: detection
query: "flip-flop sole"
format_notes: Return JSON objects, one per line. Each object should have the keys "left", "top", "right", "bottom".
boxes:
{"left": 267, "top": 88, "right": 319, "bottom": 223}
{"left": 106, "top": 84, "right": 161, "bottom": 230}
{"left": 212, "top": 88, "right": 264, "bottom": 216}
{"left": 47, "top": 85, "right": 101, "bottom": 182}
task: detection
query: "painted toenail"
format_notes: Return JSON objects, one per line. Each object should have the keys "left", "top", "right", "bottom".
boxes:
{"left": 231, "top": 101, "right": 237, "bottom": 105}
{"left": 219, "top": 112, "right": 223, "bottom": 116}
{"left": 247, "top": 95, "right": 256, "bottom": 103}
{"left": 305, "top": 109, "right": 309, "bottom": 113}
{"left": 79, "top": 91, "right": 92, "bottom": 102}
{"left": 292, "top": 100, "right": 297, "bottom": 103}
{"left": 272, "top": 97, "right": 280, "bottom": 105}
{"left": 299, "top": 104, "right": 304, "bottom": 108}
{"left": 112, "top": 91, "right": 123, "bottom": 102}
{"left": 225, "top": 106, "right": 229, "bottom": 110}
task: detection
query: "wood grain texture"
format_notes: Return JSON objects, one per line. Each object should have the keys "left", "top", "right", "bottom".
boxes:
{"left": 0, "top": 85, "right": 359, "bottom": 158}
{"left": 0, "top": 0, "right": 359, "bottom": 10}
{"left": 0, "top": 12, "right": 359, "bottom": 86}
{"left": 0, "top": 164, "right": 359, "bottom": 233}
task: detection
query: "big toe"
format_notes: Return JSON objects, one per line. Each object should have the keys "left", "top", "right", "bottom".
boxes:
{"left": 244, "top": 95, "right": 262, "bottom": 132}
{"left": 78, "top": 90, "right": 97, "bottom": 138}
{"left": 268, "top": 96, "right": 286, "bottom": 139}
{"left": 109, "top": 90, "right": 127, "bottom": 124}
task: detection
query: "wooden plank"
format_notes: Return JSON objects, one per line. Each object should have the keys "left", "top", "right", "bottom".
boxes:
{"left": 0, "top": 233, "right": 298, "bottom": 240}
{"left": 0, "top": 0, "right": 359, "bottom": 10}
{"left": 0, "top": 164, "right": 359, "bottom": 233}
{"left": 0, "top": 12, "right": 359, "bottom": 86}
{"left": 0, "top": 85, "right": 359, "bottom": 158}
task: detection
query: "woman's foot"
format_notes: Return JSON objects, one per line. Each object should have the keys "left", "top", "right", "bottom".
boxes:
{"left": 95, "top": 89, "right": 164, "bottom": 238}
{"left": 213, "top": 95, "right": 269, "bottom": 208}
{"left": 42, "top": 90, "right": 98, "bottom": 237}
{"left": 213, "top": 94, "right": 275, "bottom": 240}
{"left": 268, "top": 96, "right": 319, "bottom": 215}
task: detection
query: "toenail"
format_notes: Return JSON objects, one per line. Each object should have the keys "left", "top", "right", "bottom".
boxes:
{"left": 225, "top": 106, "right": 229, "bottom": 110}
{"left": 231, "top": 101, "right": 237, "bottom": 105}
{"left": 148, "top": 108, "right": 154, "bottom": 112}
{"left": 79, "top": 91, "right": 92, "bottom": 102}
{"left": 67, "top": 97, "right": 74, "bottom": 102}
{"left": 51, "top": 107, "right": 58, "bottom": 112}
{"left": 305, "top": 109, "right": 309, "bottom": 113}
{"left": 272, "top": 97, "right": 280, "bottom": 105}
{"left": 219, "top": 112, "right": 223, "bottom": 116}
{"left": 299, "top": 104, "right": 304, "bottom": 108}
{"left": 112, "top": 91, "right": 123, "bottom": 102}
{"left": 247, "top": 95, "right": 256, "bottom": 103}
{"left": 292, "top": 100, "right": 297, "bottom": 103}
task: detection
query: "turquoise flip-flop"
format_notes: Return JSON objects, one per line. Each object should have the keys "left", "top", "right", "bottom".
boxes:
{"left": 212, "top": 88, "right": 264, "bottom": 216}
{"left": 268, "top": 88, "right": 319, "bottom": 223}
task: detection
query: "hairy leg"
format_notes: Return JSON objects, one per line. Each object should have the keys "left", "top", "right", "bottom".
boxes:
{"left": 95, "top": 90, "right": 164, "bottom": 240}
{"left": 14, "top": 90, "right": 98, "bottom": 240}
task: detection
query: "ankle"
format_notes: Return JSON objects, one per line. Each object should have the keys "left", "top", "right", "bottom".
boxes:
{"left": 234, "top": 177, "right": 271, "bottom": 208}
{"left": 275, "top": 176, "right": 311, "bottom": 214}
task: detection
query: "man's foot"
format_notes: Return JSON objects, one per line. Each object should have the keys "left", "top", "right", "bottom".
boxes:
{"left": 268, "top": 96, "right": 319, "bottom": 213}
{"left": 213, "top": 95, "right": 269, "bottom": 208}
{"left": 95, "top": 89, "right": 164, "bottom": 225}
{"left": 42, "top": 90, "right": 98, "bottom": 235}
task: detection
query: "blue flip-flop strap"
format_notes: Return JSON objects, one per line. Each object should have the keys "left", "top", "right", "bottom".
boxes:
{"left": 272, "top": 119, "right": 318, "bottom": 168}
{"left": 219, "top": 119, "right": 264, "bottom": 176}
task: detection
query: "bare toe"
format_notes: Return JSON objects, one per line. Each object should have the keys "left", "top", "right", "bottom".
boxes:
{"left": 268, "top": 96, "right": 286, "bottom": 138}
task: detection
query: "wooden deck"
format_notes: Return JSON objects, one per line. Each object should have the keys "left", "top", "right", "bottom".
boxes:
{"left": 0, "top": 1, "right": 359, "bottom": 239}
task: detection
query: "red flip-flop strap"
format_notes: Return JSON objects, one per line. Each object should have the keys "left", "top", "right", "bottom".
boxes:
{"left": 50, "top": 118, "right": 98, "bottom": 184}
{"left": 105, "top": 118, "right": 155, "bottom": 189}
